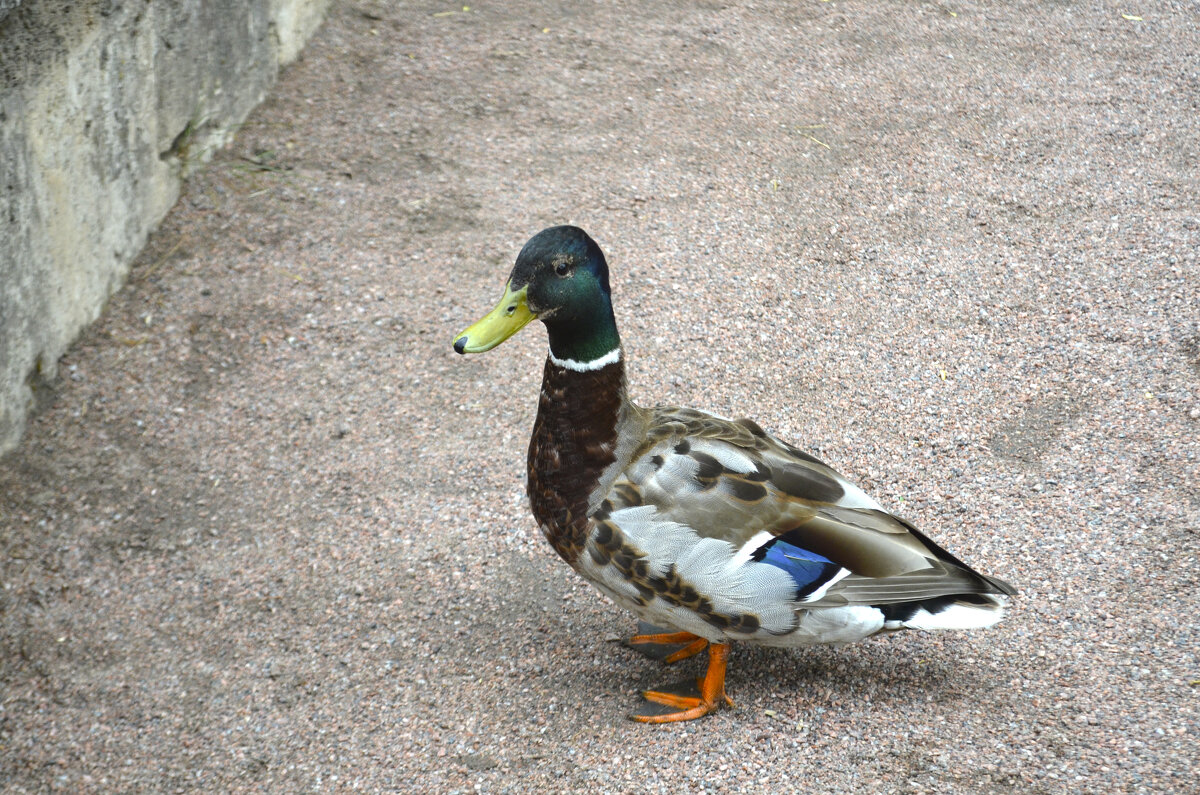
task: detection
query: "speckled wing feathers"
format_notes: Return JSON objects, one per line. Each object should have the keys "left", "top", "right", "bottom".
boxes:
{"left": 596, "top": 406, "right": 1014, "bottom": 611}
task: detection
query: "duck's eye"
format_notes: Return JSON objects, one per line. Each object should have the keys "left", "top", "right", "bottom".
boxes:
{"left": 555, "top": 262, "right": 570, "bottom": 276}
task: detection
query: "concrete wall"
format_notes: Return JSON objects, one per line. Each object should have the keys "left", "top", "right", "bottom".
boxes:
{"left": 0, "top": 0, "right": 329, "bottom": 455}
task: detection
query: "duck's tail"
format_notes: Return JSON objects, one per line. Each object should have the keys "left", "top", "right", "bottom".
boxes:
{"left": 876, "top": 593, "right": 1008, "bottom": 631}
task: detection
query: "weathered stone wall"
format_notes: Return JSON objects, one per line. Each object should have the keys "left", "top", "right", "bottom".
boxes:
{"left": 0, "top": 0, "right": 329, "bottom": 455}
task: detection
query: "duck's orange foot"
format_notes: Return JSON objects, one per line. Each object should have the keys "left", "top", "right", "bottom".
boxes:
{"left": 628, "top": 630, "right": 709, "bottom": 664}
{"left": 629, "top": 642, "right": 732, "bottom": 724}
{"left": 632, "top": 684, "right": 735, "bottom": 723}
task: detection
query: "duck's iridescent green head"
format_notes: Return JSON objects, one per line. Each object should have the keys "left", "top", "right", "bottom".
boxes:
{"left": 453, "top": 226, "right": 620, "bottom": 366}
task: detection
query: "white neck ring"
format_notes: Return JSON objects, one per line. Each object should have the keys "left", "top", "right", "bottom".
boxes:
{"left": 548, "top": 347, "right": 621, "bottom": 372}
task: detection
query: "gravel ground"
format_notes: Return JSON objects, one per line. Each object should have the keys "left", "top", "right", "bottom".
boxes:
{"left": 3, "top": 1, "right": 1198, "bottom": 792}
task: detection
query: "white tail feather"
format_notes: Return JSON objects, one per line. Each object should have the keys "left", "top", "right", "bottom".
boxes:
{"left": 898, "top": 597, "right": 1007, "bottom": 631}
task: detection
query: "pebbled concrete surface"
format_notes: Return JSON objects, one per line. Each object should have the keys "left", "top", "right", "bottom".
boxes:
{"left": 1, "top": 1, "right": 1197, "bottom": 792}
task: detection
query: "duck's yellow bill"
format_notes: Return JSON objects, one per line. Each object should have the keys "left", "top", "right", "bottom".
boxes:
{"left": 452, "top": 282, "right": 535, "bottom": 354}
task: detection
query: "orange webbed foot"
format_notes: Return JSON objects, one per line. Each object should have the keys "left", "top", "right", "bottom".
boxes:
{"left": 628, "top": 631, "right": 710, "bottom": 664}
{"left": 630, "top": 642, "right": 732, "bottom": 724}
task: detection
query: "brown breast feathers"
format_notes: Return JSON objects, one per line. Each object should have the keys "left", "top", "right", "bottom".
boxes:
{"left": 526, "top": 357, "right": 626, "bottom": 565}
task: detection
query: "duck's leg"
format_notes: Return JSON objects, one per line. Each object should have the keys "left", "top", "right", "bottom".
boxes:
{"left": 630, "top": 642, "right": 733, "bottom": 723}
{"left": 628, "top": 630, "right": 710, "bottom": 663}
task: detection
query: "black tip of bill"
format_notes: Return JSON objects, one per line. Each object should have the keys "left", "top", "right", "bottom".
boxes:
{"left": 453, "top": 337, "right": 467, "bottom": 354}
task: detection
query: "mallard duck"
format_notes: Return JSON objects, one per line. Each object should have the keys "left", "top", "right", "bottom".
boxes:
{"left": 453, "top": 226, "right": 1015, "bottom": 723}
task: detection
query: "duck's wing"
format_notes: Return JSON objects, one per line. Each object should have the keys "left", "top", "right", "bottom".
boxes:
{"left": 600, "top": 407, "right": 1015, "bottom": 613}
